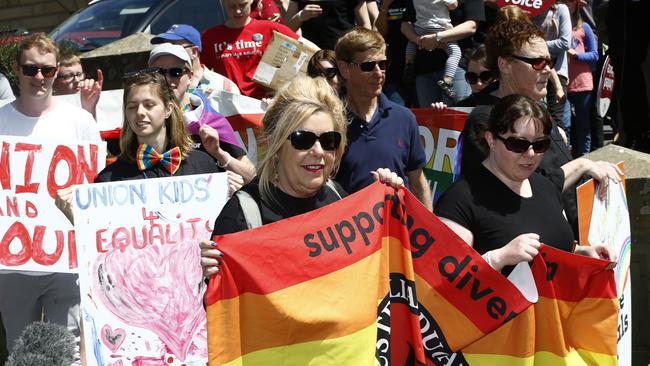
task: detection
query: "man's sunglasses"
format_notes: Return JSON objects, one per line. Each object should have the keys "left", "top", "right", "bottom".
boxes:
{"left": 510, "top": 55, "right": 555, "bottom": 71}
{"left": 349, "top": 60, "right": 390, "bottom": 72}
{"left": 495, "top": 135, "right": 551, "bottom": 153}
{"left": 21, "top": 65, "right": 57, "bottom": 78}
{"left": 465, "top": 70, "right": 494, "bottom": 85}
{"left": 288, "top": 130, "right": 342, "bottom": 151}
{"left": 322, "top": 67, "right": 338, "bottom": 80}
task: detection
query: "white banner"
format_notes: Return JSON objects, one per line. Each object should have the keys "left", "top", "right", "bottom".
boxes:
{"left": 588, "top": 180, "right": 632, "bottom": 366}
{"left": 0, "top": 136, "right": 106, "bottom": 273}
{"left": 73, "top": 173, "right": 228, "bottom": 366}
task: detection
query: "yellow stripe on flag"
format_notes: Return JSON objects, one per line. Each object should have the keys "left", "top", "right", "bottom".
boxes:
{"left": 222, "top": 322, "right": 379, "bottom": 366}
{"left": 464, "top": 349, "right": 617, "bottom": 366}
{"left": 208, "top": 239, "right": 413, "bottom": 364}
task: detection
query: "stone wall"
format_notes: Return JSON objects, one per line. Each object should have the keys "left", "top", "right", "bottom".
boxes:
{"left": 0, "top": 0, "right": 87, "bottom": 33}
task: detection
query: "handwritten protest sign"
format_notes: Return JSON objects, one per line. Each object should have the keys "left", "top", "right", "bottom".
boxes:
{"left": 73, "top": 173, "right": 228, "bottom": 366}
{"left": 577, "top": 163, "right": 631, "bottom": 366}
{"left": 0, "top": 136, "right": 106, "bottom": 273}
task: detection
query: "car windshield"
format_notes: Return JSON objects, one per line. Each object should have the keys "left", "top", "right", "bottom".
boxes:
{"left": 50, "top": 0, "right": 157, "bottom": 51}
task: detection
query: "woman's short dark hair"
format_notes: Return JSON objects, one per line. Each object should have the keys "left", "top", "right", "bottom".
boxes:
{"left": 485, "top": 19, "right": 546, "bottom": 77}
{"left": 488, "top": 94, "right": 552, "bottom": 136}
{"left": 307, "top": 49, "right": 337, "bottom": 78}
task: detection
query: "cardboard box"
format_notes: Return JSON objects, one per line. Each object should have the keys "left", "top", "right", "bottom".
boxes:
{"left": 253, "top": 31, "right": 319, "bottom": 91}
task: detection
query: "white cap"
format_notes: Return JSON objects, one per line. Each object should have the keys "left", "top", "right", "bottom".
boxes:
{"left": 148, "top": 43, "right": 191, "bottom": 67}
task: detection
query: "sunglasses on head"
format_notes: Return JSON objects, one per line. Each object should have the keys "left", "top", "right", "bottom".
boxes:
{"left": 322, "top": 67, "right": 338, "bottom": 80}
{"left": 21, "top": 65, "right": 57, "bottom": 78}
{"left": 288, "top": 130, "right": 342, "bottom": 151}
{"left": 349, "top": 59, "right": 390, "bottom": 72}
{"left": 510, "top": 55, "right": 555, "bottom": 71}
{"left": 495, "top": 134, "right": 551, "bottom": 153}
{"left": 122, "top": 67, "right": 174, "bottom": 94}
{"left": 465, "top": 70, "right": 494, "bottom": 85}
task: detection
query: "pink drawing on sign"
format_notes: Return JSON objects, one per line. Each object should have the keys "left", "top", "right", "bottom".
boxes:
{"left": 108, "top": 360, "right": 124, "bottom": 366}
{"left": 93, "top": 227, "right": 207, "bottom": 361}
{"left": 101, "top": 324, "right": 126, "bottom": 353}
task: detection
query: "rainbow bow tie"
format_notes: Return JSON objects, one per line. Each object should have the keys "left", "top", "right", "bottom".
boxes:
{"left": 136, "top": 144, "right": 181, "bottom": 174}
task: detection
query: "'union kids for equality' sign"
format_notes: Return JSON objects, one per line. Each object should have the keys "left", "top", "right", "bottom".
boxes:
{"left": 72, "top": 173, "right": 228, "bottom": 366}
{"left": 0, "top": 136, "right": 106, "bottom": 273}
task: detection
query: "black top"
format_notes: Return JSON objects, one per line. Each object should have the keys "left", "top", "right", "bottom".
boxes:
{"left": 385, "top": 0, "right": 414, "bottom": 83}
{"left": 293, "top": 0, "right": 363, "bottom": 50}
{"left": 94, "top": 150, "right": 219, "bottom": 182}
{"left": 212, "top": 178, "right": 348, "bottom": 236}
{"left": 435, "top": 164, "right": 575, "bottom": 256}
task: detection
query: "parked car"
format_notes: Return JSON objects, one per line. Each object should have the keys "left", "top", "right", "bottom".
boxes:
{"left": 50, "top": 0, "right": 226, "bottom": 52}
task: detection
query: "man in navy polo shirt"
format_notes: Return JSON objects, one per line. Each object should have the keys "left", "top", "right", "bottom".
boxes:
{"left": 335, "top": 27, "right": 432, "bottom": 210}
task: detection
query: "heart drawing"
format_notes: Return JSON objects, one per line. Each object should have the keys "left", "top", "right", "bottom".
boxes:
{"left": 101, "top": 324, "right": 126, "bottom": 353}
{"left": 93, "top": 227, "right": 207, "bottom": 360}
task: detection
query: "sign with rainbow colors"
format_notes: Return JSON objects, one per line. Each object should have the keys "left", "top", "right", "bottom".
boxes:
{"left": 207, "top": 182, "right": 618, "bottom": 365}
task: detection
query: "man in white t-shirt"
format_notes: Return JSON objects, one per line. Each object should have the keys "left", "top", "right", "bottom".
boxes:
{"left": 0, "top": 33, "right": 100, "bottom": 355}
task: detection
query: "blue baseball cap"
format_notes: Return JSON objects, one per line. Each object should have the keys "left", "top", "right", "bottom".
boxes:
{"left": 151, "top": 24, "right": 202, "bottom": 52}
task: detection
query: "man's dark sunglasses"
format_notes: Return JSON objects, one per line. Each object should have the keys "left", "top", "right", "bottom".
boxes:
{"left": 288, "top": 130, "right": 342, "bottom": 151}
{"left": 322, "top": 67, "right": 338, "bottom": 80}
{"left": 349, "top": 59, "right": 390, "bottom": 72}
{"left": 510, "top": 55, "right": 555, "bottom": 71}
{"left": 495, "top": 135, "right": 551, "bottom": 153}
{"left": 21, "top": 65, "right": 57, "bottom": 78}
{"left": 465, "top": 70, "right": 494, "bottom": 85}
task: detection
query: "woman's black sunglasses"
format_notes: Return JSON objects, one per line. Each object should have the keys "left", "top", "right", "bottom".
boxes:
{"left": 495, "top": 135, "right": 551, "bottom": 153}
{"left": 510, "top": 55, "right": 555, "bottom": 71}
{"left": 322, "top": 67, "right": 338, "bottom": 80}
{"left": 465, "top": 70, "right": 494, "bottom": 85}
{"left": 288, "top": 130, "right": 342, "bottom": 151}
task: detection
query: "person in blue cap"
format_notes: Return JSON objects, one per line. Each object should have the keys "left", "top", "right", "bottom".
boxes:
{"left": 151, "top": 24, "right": 241, "bottom": 96}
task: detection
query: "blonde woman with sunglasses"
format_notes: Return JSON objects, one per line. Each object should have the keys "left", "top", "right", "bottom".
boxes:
{"left": 199, "top": 76, "right": 403, "bottom": 278}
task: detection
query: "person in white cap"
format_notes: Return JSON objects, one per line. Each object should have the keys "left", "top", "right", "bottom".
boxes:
{"left": 151, "top": 24, "right": 241, "bottom": 95}
{"left": 148, "top": 43, "right": 256, "bottom": 186}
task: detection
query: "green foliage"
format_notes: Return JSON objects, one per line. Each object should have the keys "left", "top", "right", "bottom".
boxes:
{"left": 0, "top": 34, "right": 20, "bottom": 96}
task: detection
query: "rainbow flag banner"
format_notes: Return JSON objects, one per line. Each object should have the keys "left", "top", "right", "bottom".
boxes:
{"left": 206, "top": 182, "right": 617, "bottom": 365}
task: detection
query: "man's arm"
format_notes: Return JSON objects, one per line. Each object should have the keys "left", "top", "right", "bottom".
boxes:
{"left": 407, "top": 168, "right": 433, "bottom": 211}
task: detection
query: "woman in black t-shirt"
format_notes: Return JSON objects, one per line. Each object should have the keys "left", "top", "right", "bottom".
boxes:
{"left": 435, "top": 95, "right": 615, "bottom": 273}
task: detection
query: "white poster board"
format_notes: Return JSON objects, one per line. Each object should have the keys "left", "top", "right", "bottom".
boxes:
{"left": 0, "top": 136, "right": 106, "bottom": 273}
{"left": 587, "top": 180, "right": 632, "bottom": 366}
{"left": 73, "top": 173, "right": 228, "bottom": 366}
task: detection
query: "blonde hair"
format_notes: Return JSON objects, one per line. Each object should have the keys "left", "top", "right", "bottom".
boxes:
{"left": 15, "top": 33, "right": 58, "bottom": 64}
{"left": 58, "top": 52, "right": 81, "bottom": 68}
{"left": 258, "top": 76, "right": 348, "bottom": 203}
{"left": 119, "top": 72, "right": 191, "bottom": 163}
{"left": 335, "top": 27, "right": 386, "bottom": 62}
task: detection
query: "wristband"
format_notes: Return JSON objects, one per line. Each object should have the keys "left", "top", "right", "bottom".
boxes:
{"left": 217, "top": 153, "right": 231, "bottom": 169}
{"left": 484, "top": 251, "right": 494, "bottom": 268}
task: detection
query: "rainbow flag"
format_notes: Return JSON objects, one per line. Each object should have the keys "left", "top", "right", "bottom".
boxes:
{"left": 206, "top": 182, "right": 617, "bottom": 365}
